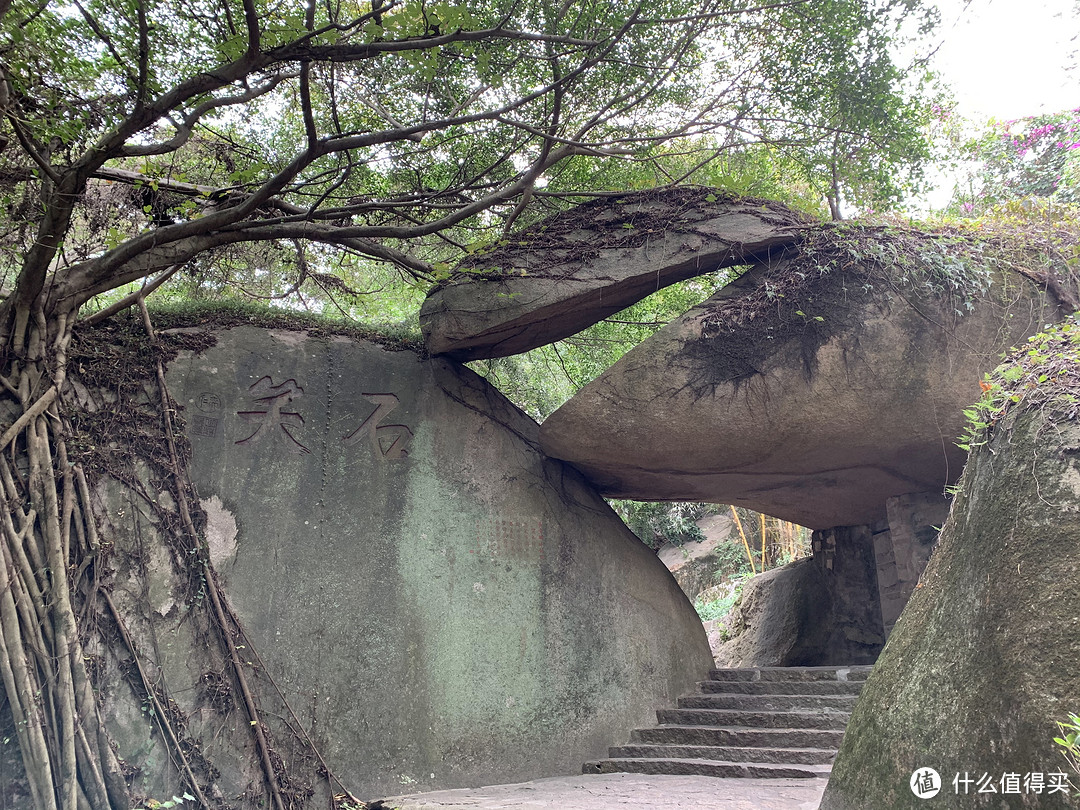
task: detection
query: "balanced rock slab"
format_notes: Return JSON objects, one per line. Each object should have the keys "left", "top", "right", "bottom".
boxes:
{"left": 88, "top": 324, "right": 711, "bottom": 802}
{"left": 420, "top": 188, "right": 810, "bottom": 360}
{"left": 540, "top": 253, "right": 1065, "bottom": 528}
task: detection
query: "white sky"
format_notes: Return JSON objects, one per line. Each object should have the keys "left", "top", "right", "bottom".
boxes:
{"left": 932, "top": 0, "right": 1077, "bottom": 120}
{"left": 901, "top": 0, "right": 1077, "bottom": 210}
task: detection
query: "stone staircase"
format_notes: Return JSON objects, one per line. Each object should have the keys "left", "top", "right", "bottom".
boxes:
{"left": 583, "top": 665, "right": 872, "bottom": 779}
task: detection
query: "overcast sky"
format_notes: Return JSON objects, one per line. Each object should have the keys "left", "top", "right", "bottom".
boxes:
{"left": 932, "top": 0, "right": 1077, "bottom": 120}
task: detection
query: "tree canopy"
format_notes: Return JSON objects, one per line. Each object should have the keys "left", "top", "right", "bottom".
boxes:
{"left": 0, "top": 0, "right": 939, "bottom": 326}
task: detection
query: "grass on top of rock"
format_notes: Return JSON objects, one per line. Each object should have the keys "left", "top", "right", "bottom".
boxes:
{"left": 438, "top": 186, "right": 814, "bottom": 283}
{"left": 86, "top": 297, "right": 424, "bottom": 353}
{"left": 702, "top": 198, "right": 1080, "bottom": 338}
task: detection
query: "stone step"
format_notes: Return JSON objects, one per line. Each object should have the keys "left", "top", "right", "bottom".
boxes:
{"left": 658, "top": 708, "right": 850, "bottom": 730}
{"left": 698, "top": 679, "right": 864, "bottom": 696}
{"left": 583, "top": 757, "right": 832, "bottom": 779}
{"left": 678, "top": 693, "right": 858, "bottom": 711}
{"left": 707, "top": 666, "right": 872, "bottom": 683}
{"left": 633, "top": 724, "right": 846, "bottom": 750}
{"left": 583, "top": 665, "right": 869, "bottom": 780}
{"left": 608, "top": 743, "right": 838, "bottom": 765}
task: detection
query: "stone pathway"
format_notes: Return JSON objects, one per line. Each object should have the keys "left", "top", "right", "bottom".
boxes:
{"left": 585, "top": 665, "right": 869, "bottom": 779}
{"left": 374, "top": 773, "right": 825, "bottom": 809}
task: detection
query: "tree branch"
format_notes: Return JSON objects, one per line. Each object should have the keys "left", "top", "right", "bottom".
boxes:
{"left": 118, "top": 73, "right": 292, "bottom": 158}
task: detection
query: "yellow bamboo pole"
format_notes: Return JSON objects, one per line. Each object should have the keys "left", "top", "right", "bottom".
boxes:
{"left": 760, "top": 513, "right": 767, "bottom": 570}
{"left": 729, "top": 505, "right": 756, "bottom": 575}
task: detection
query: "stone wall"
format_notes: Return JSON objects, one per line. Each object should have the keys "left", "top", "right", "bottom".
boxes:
{"left": 78, "top": 325, "right": 711, "bottom": 805}
{"left": 714, "top": 523, "right": 885, "bottom": 667}
{"left": 874, "top": 492, "right": 951, "bottom": 635}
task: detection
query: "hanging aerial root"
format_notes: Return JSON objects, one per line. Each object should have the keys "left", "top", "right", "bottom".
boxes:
{"left": 0, "top": 525, "right": 58, "bottom": 810}
{"left": 100, "top": 591, "right": 210, "bottom": 809}
{"left": 139, "top": 296, "right": 286, "bottom": 810}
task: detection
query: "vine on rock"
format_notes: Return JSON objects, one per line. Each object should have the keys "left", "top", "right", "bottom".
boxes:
{"left": 1, "top": 301, "right": 365, "bottom": 810}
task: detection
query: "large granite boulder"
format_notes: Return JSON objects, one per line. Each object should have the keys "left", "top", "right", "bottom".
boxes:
{"left": 419, "top": 189, "right": 810, "bottom": 360}
{"left": 76, "top": 323, "right": 710, "bottom": 803}
{"left": 713, "top": 523, "right": 885, "bottom": 668}
{"left": 820, "top": 321, "right": 1080, "bottom": 809}
{"left": 540, "top": 238, "right": 1070, "bottom": 528}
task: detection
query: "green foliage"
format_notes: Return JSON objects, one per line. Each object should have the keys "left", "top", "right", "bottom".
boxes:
{"left": 539, "top": 143, "right": 830, "bottom": 219}
{"left": 610, "top": 501, "right": 712, "bottom": 549}
{"left": 1054, "top": 714, "right": 1080, "bottom": 794}
{"left": 694, "top": 576, "right": 749, "bottom": 624}
{"left": 700, "top": 220, "right": 999, "bottom": 347}
{"left": 738, "top": 0, "right": 942, "bottom": 216}
{"left": 470, "top": 270, "right": 731, "bottom": 419}
{"left": 708, "top": 538, "right": 755, "bottom": 581}
{"left": 134, "top": 794, "right": 195, "bottom": 810}
{"left": 958, "top": 315, "right": 1080, "bottom": 452}
{"left": 915, "top": 200, "right": 1080, "bottom": 321}
{"left": 137, "top": 297, "right": 423, "bottom": 350}
{"left": 796, "top": 222, "right": 993, "bottom": 307}
{"left": 0, "top": 0, "right": 941, "bottom": 326}
{"left": 949, "top": 108, "right": 1080, "bottom": 216}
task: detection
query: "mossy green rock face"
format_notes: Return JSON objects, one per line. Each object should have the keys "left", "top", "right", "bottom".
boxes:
{"left": 820, "top": 396, "right": 1080, "bottom": 807}
{"left": 152, "top": 326, "right": 710, "bottom": 801}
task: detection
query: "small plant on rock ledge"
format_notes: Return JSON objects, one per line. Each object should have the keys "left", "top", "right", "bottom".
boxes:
{"left": 958, "top": 314, "right": 1080, "bottom": 452}
{"left": 1053, "top": 714, "right": 1080, "bottom": 796}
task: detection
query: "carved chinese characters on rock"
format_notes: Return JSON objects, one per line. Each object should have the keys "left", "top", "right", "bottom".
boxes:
{"left": 343, "top": 393, "right": 413, "bottom": 460}
{"left": 473, "top": 517, "right": 544, "bottom": 563}
{"left": 235, "top": 377, "right": 311, "bottom": 455}
{"left": 192, "top": 391, "right": 223, "bottom": 438}
{"left": 221, "top": 376, "right": 412, "bottom": 461}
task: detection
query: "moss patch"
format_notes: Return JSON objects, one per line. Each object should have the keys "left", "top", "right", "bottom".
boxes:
{"left": 88, "top": 298, "right": 424, "bottom": 353}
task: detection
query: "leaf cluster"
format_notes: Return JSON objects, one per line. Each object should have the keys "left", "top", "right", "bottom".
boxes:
{"left": 948, "top": 108, "right": 1080, "bottom": 216}
{"left": 958, "top": 315, "right": 1080, "bottom": 452}
{"left": 0, "top": 0, "right": 942, "bottom": 335}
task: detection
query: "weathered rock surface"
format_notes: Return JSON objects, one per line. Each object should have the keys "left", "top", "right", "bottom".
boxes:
{"left": 820, "top": 337, "right": 1080, "bottom": 809}
{"left": 658, "top": 513, "right": 739, "bottom": 600}
{"left": 540, "top": 253, "right": 1065, "bottom": 528}
{"left": 419, "top": 189, "right": 810, "bottom": 360}
{"left": 83, "top": 324, "right": 710, "bottom": 803}
{"left": 713, "top": 524, "right": 884, "bottom": 668}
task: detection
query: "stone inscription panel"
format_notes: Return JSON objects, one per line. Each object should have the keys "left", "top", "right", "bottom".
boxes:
{"left": 343, "top": 393, "right": 414, "bottom": 459}
{"left": 235, "top": 376, "right": 311, "bottom": 455}
{"left": 474, "top": 517, "right": 544, "bottom": 564}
